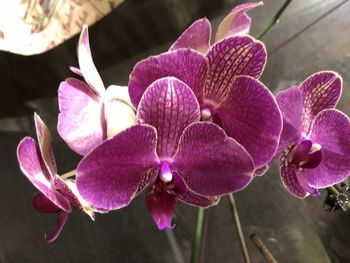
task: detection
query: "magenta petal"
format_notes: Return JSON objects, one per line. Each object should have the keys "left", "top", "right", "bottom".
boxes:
{"left": 44, "top": 211, "right": 69, "bottom": 243}
{"left": 289, "top": 140, "right": 312, "bottom": 165}
{"left": 275, "top": 86, "right": 303, "bottom": 157}
{"left": 204, "top": 36, "right": 266, "bottom": 103}
{"left": 179, "top": 190, "right": 219, "bottom": 207}
{"left": 138, "top": 77, "right": 200, "bottom": 158}
{"left": 217, "top": 76, "right": 282, "bottom": 168}
{"left": 76, "top": 125, "right": 159, "bottom": 210}
{"left": 146, "top": 191, "right": 176, "bottom": 230}
{"left": 280, "top": 157, "right": 308, "bottom": 198}
{"left": 300, "top": 71, "right": 342, "bottom": 131}
{"left": 17, "top": 137, "right": 72, "bottom": 212}
{"left": 169, "top": 18, "right": 211, "bottom": 54}
{"left": 58, "top": 78, "right": 104, "bottom": 156}
{"left": 173, "top": 122, "right": 254, "bottom": 196}
{"left": 78, "top": 25, "right": 105, "bottom": 95}
{"left": 34, "top": 113, "right": 56, "bottom": 177}
{"left": 128, "top": 49, "right": 208, "bottom": 107}
{"left": 306, "top": 109, "right": 350, "bottom": 188}
{"left": 32, "top": 192, "right": 62, "bottom": 213}
{"left": 216, "top": 2, "right": 263, "bottom": 41}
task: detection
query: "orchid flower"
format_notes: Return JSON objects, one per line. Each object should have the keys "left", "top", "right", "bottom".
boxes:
{"left": 128, "top": 2, "right": 282, "bottom": 173}
{"left": 76, "top": 77, "right": 255, "bottom": 229}
{"left": 58, "top": 25, "right": 136, "bottom": 156}
{"left": 17, "top": 113, "right": 96, "bottom": 242}
{"left": 275, "top": 71, "right": 350, "bottom": 198}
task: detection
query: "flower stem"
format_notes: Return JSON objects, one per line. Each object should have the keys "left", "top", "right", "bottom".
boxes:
{"left": 256, "top": 0, "right": 293, "bottom": 40}
{"left": 250, "top": 233, "right": 278, "bottom": 263}
{"left": 60, "top": 169, "right": 76, "bottom": 179}
{"left": 191, "top": 207, "right": 205, "bottom": 263}
{"left": 228, "top": 193, "right": 251, "bottom": 263}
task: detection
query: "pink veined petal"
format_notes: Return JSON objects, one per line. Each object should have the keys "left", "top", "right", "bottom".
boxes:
{"left": 44, "top": 211, "right": 69, "bottom": 243}
{"left": 275, "top": 86, "right": 303, "bottom": 158}
{"left": 58, "top": 78, "right": 105, "bottom": 156}
{"left": 128, "top": 49, "right": 208, "bottom": 107}
{"left": 145, "top": 191, "right": 177, "bottom": 230}
{"left": 217, "top": 76, "right": 282, "bottom": 168}
{"left": 173, "top": 122, "right": 254, "bottom": 196}
{"left": 34, "top": 113, "right": 57, "bottom": 178}
{"left": 32, "top": 192, "right": 62, "bottom": 213}
{"left": 204, "top": 35, "right": 266, "bottom": 104}
{"left": 78, "top": 25, "right": 105, "bottom": 95}
{"left": 17, "top": 137, "right": 72, "bottom": 212}
{"left": 76, "top": 125, "right": 159, "bottom": 210}
{"left": 307, "top": 109, "right": 350, "bottom": 188}
{"left": 215, "top": 2, "right": 263, "bottom": 41}
{"left": 300, "top": 71, "right": 342, "bottom": 132}
{"left": 137, "top": 77, "right": 200, "bottom": 158}
{"left": 179, "top": 189, "right": 220, "bottom": 207}
{"left": 279, "top": 156, "right": 308, "bottom": 198}
{"left": 169, "top": 18, "right": 211, "bottom": 54}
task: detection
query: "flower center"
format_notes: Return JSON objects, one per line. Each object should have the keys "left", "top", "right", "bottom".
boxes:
{"left": 149, "top": 163, "right": 187, "bottom": 196}
{"left": 287, "top": 140, "right": 323, "bottom": 169}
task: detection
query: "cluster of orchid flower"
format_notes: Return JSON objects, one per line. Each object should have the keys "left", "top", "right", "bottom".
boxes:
{"left": 17, "top": 2, "right": 350, "bottom": 243}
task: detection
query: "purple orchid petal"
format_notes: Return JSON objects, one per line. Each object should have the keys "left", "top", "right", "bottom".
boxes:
{"left": 58, "top": 78, "right": 104, "bottom": 156}
{"left": 169, "top": 18, "right": 211, "bottom": 54}
{"left": 69, "top": 66, "right": 82, "bottom": 77}
{"left": 145, "top": 191, "right": 176, "bottom": 230}
{"left": 216, "top": 2, "right": 263, "bottom": 41}
{"left": 34, "top": 113, "right": 56, "bottom": 178}
{"left": 76, "top": 125, "right": 159, "bottom": 210}
{"left": 204, "top": 36, "right": 266, "bottom": 104}
{"left": 300, "top": 71, "right": 342, "bottom": 132}
{"left": 217, "top": 76, "right": 282, "bottom": 168}
{"left": 78, "top": 25, "right": 105, "bottom": 95}
{"left": 275, "top": 86, "right": 303, "bottom": 157}
{"left": 306, "top": 109, "right": 350, "bottom": 188}
{"left": 44, "top": 211, "right": 69, "bottom": 243}
{"left": 173, "top": 122, "right": 254, "bottom": 196}
{"left": 279, "top": 157, "right": 308, "bottom": 198}
{"left": 137, "top": 77, "right": 200, "bottom": 158}
{"left": 17, "top": 137, "right": 72, "bottom": 212}
{"left": 179, "top": 190, "right": 219, "bottom": 207}
{"left": 32, "top": 192, "right": 61, "bottom": 213}
{"left": 128, "top": 49, "right": 208, "bottom": 107}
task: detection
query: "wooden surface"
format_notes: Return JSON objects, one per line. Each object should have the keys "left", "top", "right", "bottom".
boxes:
{"left": 0, "top": 0, "right": 350, "bottom": 262}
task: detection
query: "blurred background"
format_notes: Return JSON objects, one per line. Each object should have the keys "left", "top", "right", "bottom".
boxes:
{"left": 0, "top": 0, "right": 349, "bottom": 262}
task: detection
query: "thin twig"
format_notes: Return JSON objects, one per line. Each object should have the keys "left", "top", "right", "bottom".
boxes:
{"left": 228, "top": 194, "right": 251, "bottom": 263}
{"left": 250, "top": 233, "right": 278, "bottom": 263}
{"left": 256, "top": 0, "right": 293, "bottom": 40}
{"left": 199, "top": 208, "right": 209, "bottom": 263}
{"left": 270, "top": 0, "right": 348, "bottom": 55}
{"left": 165, "top": 229, "right": 185, "bottom": 263}
{"left": 60, "top": 169, "right": 76, "bottom": 179}
{"left": 191, "top": 207, "right": 205, "bottom": 263}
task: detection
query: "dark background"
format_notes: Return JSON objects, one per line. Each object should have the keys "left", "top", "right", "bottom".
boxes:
{"left": 1, "top": 0, "right": 350, "bottom": 262}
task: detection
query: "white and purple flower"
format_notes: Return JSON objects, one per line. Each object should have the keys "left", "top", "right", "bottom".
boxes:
{"left": 58, "top": 26, "right": 136, "bottom": 156}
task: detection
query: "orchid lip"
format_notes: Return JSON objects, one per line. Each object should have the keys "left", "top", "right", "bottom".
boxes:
{"left": 287, "top": 140, "right": 323, "bottom": 169}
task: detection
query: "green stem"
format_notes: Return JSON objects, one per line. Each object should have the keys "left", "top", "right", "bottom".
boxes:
{"left": 327, "top": 186, "right": 340, "bottom": 196}
{"left": 191, "top": 207, "right": 205, "bottom": 263}
{"left": 256, "top": 0, "right": 293, "bottom": 40}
